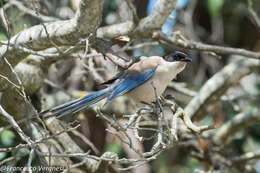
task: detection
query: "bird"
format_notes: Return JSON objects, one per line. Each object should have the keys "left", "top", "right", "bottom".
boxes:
{"left": 41, "top": 51, "right": 192, "bottom": 119}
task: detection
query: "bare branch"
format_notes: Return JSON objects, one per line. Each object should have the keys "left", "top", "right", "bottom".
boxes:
{"left": 153, "top": 31, "right": 260, "bottom": 59}
{"left": 184, "top": 58, "right": 260, "bottom": 121}
{"left": 97, "top": 0, "right": 178, "bottom": 38}
{"left": 125, "top": 0, "right": 139, "bottom": 24}
{"left": 27, "top": 149, "right": 35, "bottom": 173}
{"left": 37, "top": 150, "right": 159, "bottom": 165}
{"left": 97, "top": 21, "right": 135, "bottom": 38}
{"left": 0, "top": 123, "right": 80, "bottom": 152}
{"left": 9, "top": 0, "right": 59, "bottom": 22}
{"left": 75, "top": 0, "right": 104, "bottom": 33}
{"left": 0, "top": 39, "right": 84, "bottom": 59}
{"left": 134, "top": 0, "right": 177, "bottom": 37}
{"left": 232, "top": 150, "right": 260, "bottom": 164}
{"left": 0, "top": 104, "right": 34, "bottom": 146}
{"left": 0, "top": 0, "right": 104, "bottom": 90}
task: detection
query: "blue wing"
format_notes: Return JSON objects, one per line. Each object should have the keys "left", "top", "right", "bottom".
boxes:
{"left": 107, "top": 66, "right": 157, "bottom": 101}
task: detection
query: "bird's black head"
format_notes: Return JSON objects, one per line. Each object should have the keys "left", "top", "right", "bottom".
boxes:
{"left": 163, "top": 51, "right": 192, "bottom": 62}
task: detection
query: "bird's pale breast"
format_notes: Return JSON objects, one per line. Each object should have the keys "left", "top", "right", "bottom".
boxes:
{"left": 126, "top": 65, "right": 173, "bottom": 102}
{"left": 125, "top": 56, "right": 186, "bottom": 103}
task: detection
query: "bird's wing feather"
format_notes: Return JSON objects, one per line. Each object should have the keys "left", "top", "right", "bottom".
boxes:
{"left": 99, "top": 71, "right": 126, "bottom": 85}
{"left": 100, "top": 56, "right": 142, "bottom": 86}
{"left": 107, "top": 66, "right": 157, "bottom": 101}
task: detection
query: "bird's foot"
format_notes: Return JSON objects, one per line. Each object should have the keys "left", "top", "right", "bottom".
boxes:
{"left": 140, "top": 101, "right": 162, "bottom": 115}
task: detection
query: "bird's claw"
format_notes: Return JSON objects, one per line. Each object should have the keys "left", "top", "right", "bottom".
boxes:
{"left": 140, "top": 101, "right": 162, "bottom": 115}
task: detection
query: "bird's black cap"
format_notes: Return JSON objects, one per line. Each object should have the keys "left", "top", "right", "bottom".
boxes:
{"left": 163, "top": 51, "right": 192, "bottom": 62}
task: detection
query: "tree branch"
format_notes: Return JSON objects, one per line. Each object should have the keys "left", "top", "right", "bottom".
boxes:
{"left": 133, "top": 0, "right": 177, "bottom": 37}
{"left": 184, "top": 57, "right": 260, "bottom": 121}
{"left": 0, "top": 0, "right": 104, "bottom": 91}
{"left": 153, "top": 31, "right": 260, "bottom": 59}
{"left": 232, "top": 150, "right": 260, "bottom": 164}
{"left": 9, "top": 0, "right": 59, "bottom": 22}
{"left": 0, "top": 104, "right": 34, "bottom": 146}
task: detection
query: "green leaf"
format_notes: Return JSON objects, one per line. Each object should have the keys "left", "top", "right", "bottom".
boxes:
{"left": 207, "top": 0, "right": 224, "bottom": 17}
{"left": 14, "top": 148, "right": 30, "bottom": 161}
{"left": 0, "top": 33, "right": 7, "bottom": 40}
{"left": 0, "top": 152, "right": 7, "bottom": 160}
{"left": 0, "top": 130, "right": 16, "bottom": 147}
{"left": 106, "top": 141, "right": 122, "bottom": 154}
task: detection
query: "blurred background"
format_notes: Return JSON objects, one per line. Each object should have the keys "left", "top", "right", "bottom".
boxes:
{"left": 0, "top": 0, "right": 260, "bottom": 172}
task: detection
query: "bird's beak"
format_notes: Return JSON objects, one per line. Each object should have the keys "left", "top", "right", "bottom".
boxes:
{"left": 180, "top": 56, "right": 192, "bottom": 62}
{"left": 180, "top": 55, "right": 192, "bottom": 62}
{"left": 115, "top": 36, "right": 130, "bottom": 42}
{"left": 174, "top": 51, "right": 192, "bottom": 62}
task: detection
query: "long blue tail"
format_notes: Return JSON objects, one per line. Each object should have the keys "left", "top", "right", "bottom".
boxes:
{"left": 41, "top": 87, "right": 111, "bottom": 119}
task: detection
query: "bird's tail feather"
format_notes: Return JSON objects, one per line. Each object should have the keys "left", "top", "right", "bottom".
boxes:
{"left": 41, "top": 87, "right": 111, "bottom": 119}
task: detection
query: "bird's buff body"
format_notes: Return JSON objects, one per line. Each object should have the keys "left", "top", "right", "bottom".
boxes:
{"left": 41, "top": 51, "right": 191, "bottom": 119}
{"left": 125, "top": 56, "right": 186, "bottom": 102}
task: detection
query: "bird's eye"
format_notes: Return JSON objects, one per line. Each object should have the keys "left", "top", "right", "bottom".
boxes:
{"left": 174, "top": 54, "right": 184, "bottom": 61}
{"left": 163, "top": 51, "right": 188, "bottom": 62}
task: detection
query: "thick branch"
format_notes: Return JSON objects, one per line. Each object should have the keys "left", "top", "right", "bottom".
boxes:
{"left": 133, "top": 0, "right": 177, "bottom": 37}
{"left": 97, "top": 0, "right": 178, "bottom": 38}
{"left": 0, "top": 0, "right": 104, "bottom": 91}
{"left": 184, "top": 57, "right": 260, "bottom": 121}
{"left": 232, "top": 150, "right": 260, "bottom": 164}
{"left": 9, "top": 0, "right": 59, "bottom": 22}
{"left": 97, "top": 21, "right": 135, "bottom": 38}
{"left": 75, "top": 0, "right": 104, "bottom": 33}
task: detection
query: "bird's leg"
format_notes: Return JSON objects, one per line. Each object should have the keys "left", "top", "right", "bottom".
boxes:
{"left": 140, "top": 101, "right": 161, "bottom": 115}
{"left": 150, "top": 81, "right": 165, "bottom": 115}
{"left": 139, "top": 91, "right": 165, "bottom": 115}
{"left": 151, "top": 82, "right": 168, "bottom": 148}
{"left": 159, "top": 94, "right": 180, "bottom": 142}
{"left": 160, "top": 94, "right": 178, "bottom": 113}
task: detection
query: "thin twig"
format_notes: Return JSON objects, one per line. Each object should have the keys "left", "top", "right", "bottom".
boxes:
{"left": 125, "top": 0, "right": 139, "bottom": 24}
{"left": 0, "top": 124, "right": 80, "bottom": 152}
{"left": 153, "top": 31, "right": 260, "bottom": 59}
{"left": 10, "top": 0, "right": 59, "bottom": 22}
{"left": 31, "top": 0, "right": 62, "bottom": 54}
{"left": 27, "top": 149, "right": 35, "bottom": 173}
{"left": 0, "top": 105, "right": 34, "bottom": 146}
{"left": 0, "top": 39, "right": 85, "bottom": 58}
{"left": 37, "top": 150, "right": 160, "bottom": 165}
